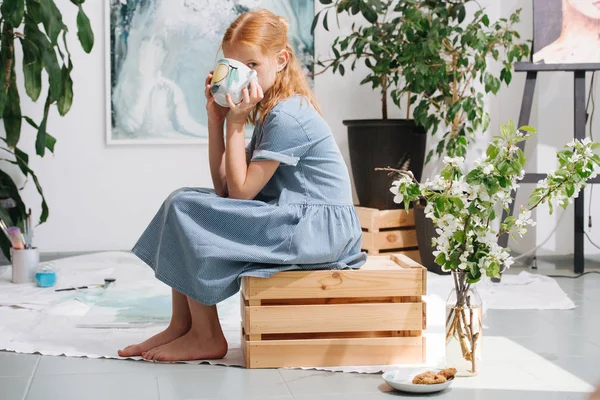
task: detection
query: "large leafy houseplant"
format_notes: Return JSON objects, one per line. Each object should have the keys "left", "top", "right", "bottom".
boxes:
{"left": 391, "top": 0, "right": 530, "bottom": 273}
{"left": 311, "top": 0, "right": 529, "bottom": 211}
{"left": 312, "top": 0, "right": 427, "bottom": 210}
{"left": 0, "top": 0, "right": 94, "bottom": 260}
{"left": 393, "top": 0, "right": 530, "bottom": 162}
{"left": 313, "top": 0, "right": 530, "bottom": 161}
{"left": 313, "top": 0, "right": 402, "bottom": 120}
{"left": 388, "top": 121, "right": 600, "bottom": 375}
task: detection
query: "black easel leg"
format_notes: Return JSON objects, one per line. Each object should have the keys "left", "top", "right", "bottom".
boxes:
{"left": 574, "top": 70, "right": 586, "bottom": 274}
{"left": 493, "top": 71, "right": 538, "bottom": 282}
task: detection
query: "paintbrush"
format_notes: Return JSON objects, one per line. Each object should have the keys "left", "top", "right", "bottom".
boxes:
{"left": 0, "top": 219, "right": 9, "bottom": 239}
{"left": 25, "top": 209, "right": 32, "bottom": 249}
{"left": 6, "top": 226, "right": 25, "bottom": 250}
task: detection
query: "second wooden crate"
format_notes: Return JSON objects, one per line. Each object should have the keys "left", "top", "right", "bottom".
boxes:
{"left": 355, "top": 206, "right": 420, "bottom": 260}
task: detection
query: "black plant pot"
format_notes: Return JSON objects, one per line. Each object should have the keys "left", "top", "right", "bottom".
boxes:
{"left": 344, "top": 119, "right": 426, "bottom": 210}
{"left": 414, "top": 204, "right": 449, "bottom": 275}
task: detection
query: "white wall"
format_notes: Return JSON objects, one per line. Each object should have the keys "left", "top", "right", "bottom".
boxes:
{"left": 7, "top": 1, "right": 600, "bottom": 257}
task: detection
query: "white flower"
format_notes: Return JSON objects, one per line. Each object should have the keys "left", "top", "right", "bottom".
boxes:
{"left": 443, "top": 156, "right": 465, "bottom": 167}
{"left": 582, "top": 137, "right": 592, "bottom": 145}
{"left": 482, "top": 164, "right": 494, "bottom": 175}
{"left": 393, "top": 193, "right": 404, "bottom": 204}
{"left": 566, "top": 140, "right": 576, "bottom": 148}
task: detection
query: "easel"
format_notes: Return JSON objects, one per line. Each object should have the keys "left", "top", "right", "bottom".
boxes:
{"left": 499, "top": 62, "right": 600, "bottom": 275}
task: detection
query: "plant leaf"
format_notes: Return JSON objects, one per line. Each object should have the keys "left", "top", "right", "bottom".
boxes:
{"left": 24, "top": 17, "right": 63, "bottom": 101}
{"left": 39, "top": 0, "right": 64, "bottom": 45}
{"left": 0, "top": 54, "right": 6, "bottom": 117}
{"left": 0, "top": 169, "right": 26, "bottom": 217}
{"left": 57, "top": 59, "right": 74, "bottom": 115}
{"left": 76, "top": 5, "right": 94, "bottom": 53}
{"left": 310, "top": 10, "right": 321, "bottom": 34}
{"left": 13, "top": 147, "right": 49, "bottom": 223}
{"left": 19, "top": 38, "right": 43, "bottom": 101}
{"left": 2, "top": 0, "right": 25, "bottom": 27}
{"left": 3, "top": 66, "right": 22, "bottom": 148}
{"left": 25, "top": 0, "right": 43, "bottom": 24}
{"left": 35, "top": 94, "right": 52, "bottom": 156}
{"left": 323, "top": 10, "right": 329, "bottom": 31}
{"left": 23, "top": 116, "right": 56, "bottom": 153}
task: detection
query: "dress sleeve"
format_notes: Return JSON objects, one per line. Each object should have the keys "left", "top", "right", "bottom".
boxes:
{"left": 245, "top": 134, "right": 255, "bottom": 155}
{"left": 250, "top": 110, "right": 311, "bottom": 166}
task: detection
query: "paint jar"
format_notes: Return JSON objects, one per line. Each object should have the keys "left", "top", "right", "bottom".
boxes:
{"left": 35, "top": 262, "right": 57, "bottom": 288}
{"left": 11, "top": 248, "right": 40, "bottom": 284}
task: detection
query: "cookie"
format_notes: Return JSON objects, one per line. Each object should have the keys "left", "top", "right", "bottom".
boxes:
{"left": 412, "top": 372, "right": 447, "bottom": 385}
{"left": 438, "top": 367, "right": 457, "bottom": 379}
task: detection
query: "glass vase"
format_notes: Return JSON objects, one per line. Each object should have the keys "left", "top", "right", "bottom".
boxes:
{"left": 445, "top": 271, "right": 483, "bottom": 377}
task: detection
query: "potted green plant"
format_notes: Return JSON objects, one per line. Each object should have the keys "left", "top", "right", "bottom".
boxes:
{"left": 390, "top": 0, "right": 529, "bottom": 273}
{"left": 0, "top": 0, "right": 94, "bottom": 260}
{"left": 312, "top": 0, "right": 427, "bottom": 210}
{"left": 388, "top": 121, "right": 600, "bottom": 375}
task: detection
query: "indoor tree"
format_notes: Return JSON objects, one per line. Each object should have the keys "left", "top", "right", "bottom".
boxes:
{"left": 0, "top": 0, "right": 94, "bottom": 259}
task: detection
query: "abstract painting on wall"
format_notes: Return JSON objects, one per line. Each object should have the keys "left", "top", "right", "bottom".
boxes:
{"left": 106, "top": 0, "right": 315, "bottom": 144}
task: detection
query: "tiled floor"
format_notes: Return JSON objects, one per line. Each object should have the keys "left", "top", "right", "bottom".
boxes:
{"left": 1, "top": 265, "right": 599, "bottom": 400}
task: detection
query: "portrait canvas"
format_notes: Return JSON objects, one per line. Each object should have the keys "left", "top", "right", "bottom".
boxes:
{"left": 532, "top": 0, "right": 600, "bottom": 66}
{"left": 106, "top": 0, "right": 315, "bottom": 144}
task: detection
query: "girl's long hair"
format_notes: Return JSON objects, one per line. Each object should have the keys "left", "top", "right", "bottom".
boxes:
{"left": 221, "top": 9, "right": 321, "bottom": 125}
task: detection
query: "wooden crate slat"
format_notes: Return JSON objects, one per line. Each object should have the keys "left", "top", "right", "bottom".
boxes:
{"left": 355, "top": 206, "right": 415, "bottom": 230}
{"left": 260, "top": 331, "right": 411, "bottom": 340}
{"left": 244, "top": 302, "right": 424, "bottom": 335}
{"left": 261, "top": 296, "right": 398, "bottom": 305}
{"left": 362, "top": 229, "right": 418, "bottom": 252}
{"left": 244, "top": 336, "right": 425, "bottom": 368}
{"left": 364, "top": 249, "right": 422, "bottom": 264}
{"left": 243, "top": 268, "right": 424, "bottom": 300}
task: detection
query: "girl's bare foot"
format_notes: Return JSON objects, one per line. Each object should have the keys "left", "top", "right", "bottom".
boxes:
{"left": 118, "top": 323, "right": 190, "bottom": 357}
{"left": 118, "top": 289, "right": 192, "bottom": 357}
{"left": 142, "top": 328, "right": 228, "bottom": 361}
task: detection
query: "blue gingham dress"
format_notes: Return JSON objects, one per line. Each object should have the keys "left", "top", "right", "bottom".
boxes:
{"left": 132, "top": 95, "right": 367, "bottom": 305}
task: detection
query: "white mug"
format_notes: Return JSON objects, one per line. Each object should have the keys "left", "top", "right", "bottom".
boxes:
{"left": 210, "top": 58, "right": 258, "bottom": 107}
{"left": 11, "top": 248, "right": 39, "bottom": 284}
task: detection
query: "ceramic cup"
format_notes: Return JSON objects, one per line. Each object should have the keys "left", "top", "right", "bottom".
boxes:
{"left": 11, "top": 247, "right": 40, "bottom": 284}
{"left": 210, "top": 58, "right": 258, "bottom": 107}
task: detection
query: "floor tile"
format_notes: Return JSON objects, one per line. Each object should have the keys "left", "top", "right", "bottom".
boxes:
{"left": 293, "top": 388, "right": 575, "bottom": 400}
{"left": 0, "top": 376, "right": 31, "bottom": 400}
{"left": 483, "top": 314, "right": 556, "bottom": 337}
{"left": 35, "top": 355, "right": 213, "bottom": 375}
{"left": 516, "top": 359, "right": 595, "bottom": 393}
{"left": 278, "top": 369, "right": 387, "bottom": 396}
{"left": 158, "top": 368, "right": 291, "bottom": 399}
{"left": 26, "top": 373, "right": 159, "bottom": 400}
{"left": 552, "top": 357, "right": 600, "bottom": 386}
{"left": 0, "top": 352, "right": 39, "bottom": 377}
{"left": 509, "top": 334, "right": 600, "bottom": 361}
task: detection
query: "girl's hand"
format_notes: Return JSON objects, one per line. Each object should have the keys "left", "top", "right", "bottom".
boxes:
{"left": 225, "top": 81, "right": 264, "bottom": 126}
{"left": 205, "top": 71, "right": 229, "bottom": 125}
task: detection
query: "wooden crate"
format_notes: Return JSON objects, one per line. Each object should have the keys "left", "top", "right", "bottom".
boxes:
{"left": 355, "top": 206, "right": 421, "bottom": 262}
{"left": 241, "top": 253, "right": 427, "bottom": 369}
